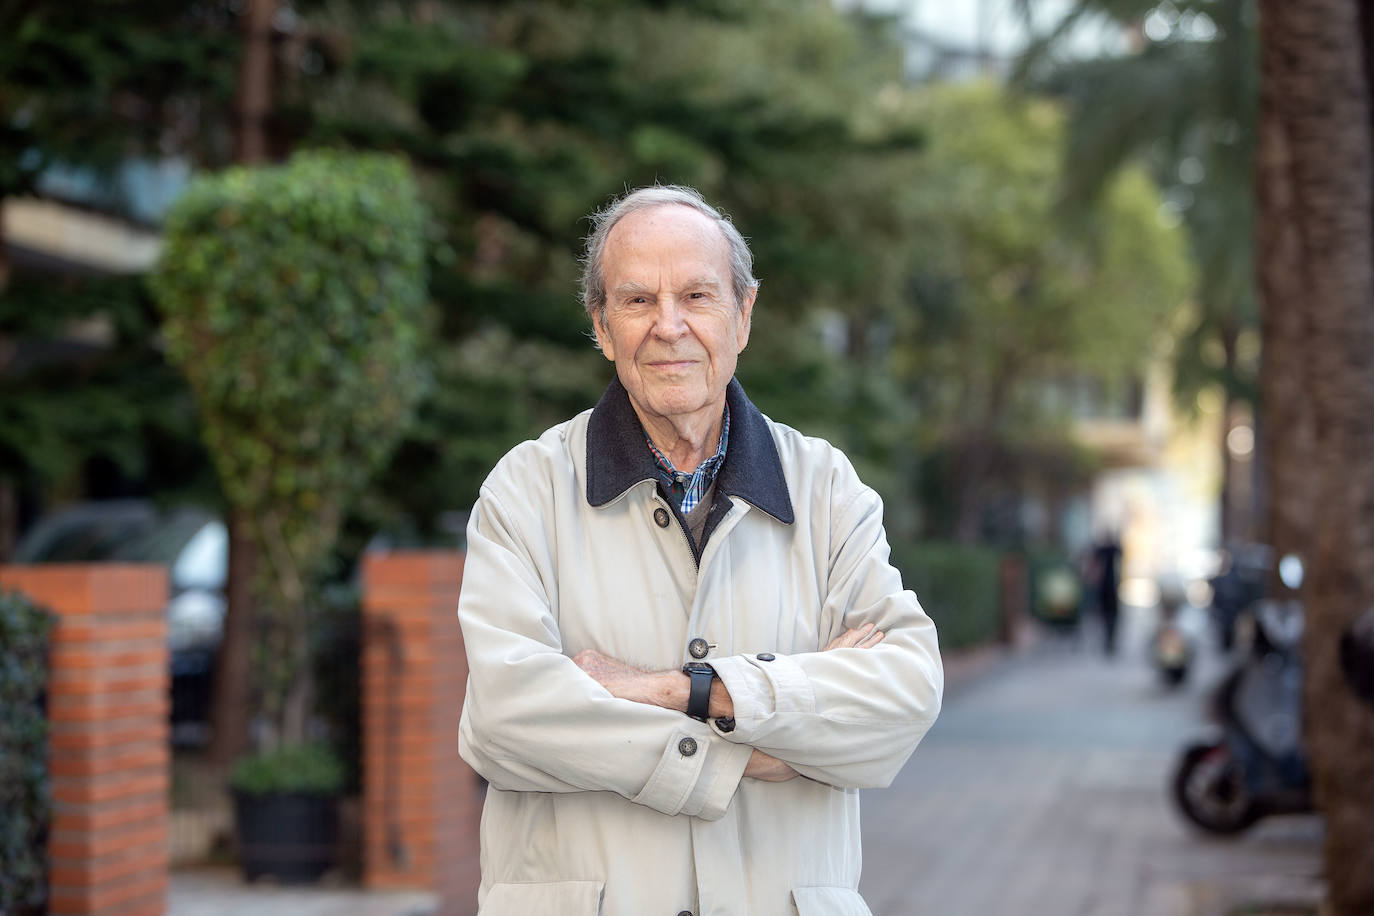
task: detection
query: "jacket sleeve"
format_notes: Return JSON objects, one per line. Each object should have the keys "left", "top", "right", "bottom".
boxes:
{"left": 705, "top": 480, "right": 943, "bottom": 789}
{"left": 457, "top": 484, "right": 753, "bottom": 820}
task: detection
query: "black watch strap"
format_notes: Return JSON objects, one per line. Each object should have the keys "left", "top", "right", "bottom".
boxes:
{"left": 682, "top": 663, "right": 715, "bottom": 722}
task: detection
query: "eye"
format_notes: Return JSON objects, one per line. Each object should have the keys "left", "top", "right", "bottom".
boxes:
{"left": 688, "top": 291, "right": 707, "bottom": 300}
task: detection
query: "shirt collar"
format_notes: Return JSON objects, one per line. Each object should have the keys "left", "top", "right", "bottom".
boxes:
{"left": 645, "top": 403, "right": 729, "bottom": 477}
{"left": 585, "top": 375, "right": 795, "bottom": 525}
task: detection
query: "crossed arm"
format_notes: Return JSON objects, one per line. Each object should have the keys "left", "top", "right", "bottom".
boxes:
{"left": 572, "top": 623, "right": 887, "bottom": 781}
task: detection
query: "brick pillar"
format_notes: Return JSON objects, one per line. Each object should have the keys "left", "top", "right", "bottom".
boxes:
{"left": 0, "top": 565, "right": 169, "bottom": 916}
{"left": 360, "top": 551, "right": 479, "bottom": 916}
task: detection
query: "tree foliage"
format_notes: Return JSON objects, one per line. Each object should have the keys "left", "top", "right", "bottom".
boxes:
{"left": 893, "top": 82, "right": 1192, "bottom": 540}
{"left": 1013, "top": 0, "right": 1260, "bottom": 540}
{"left": 255, "top": 0, "right": 932, "bottom": 541}
{"left": 0, "top": 1, "right": 239, "bottom": 204}
{"left": 1022, "top": 0, "right": 1259, "bottom": 414}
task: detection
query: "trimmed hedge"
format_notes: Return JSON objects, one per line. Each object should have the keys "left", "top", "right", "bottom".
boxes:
{"left": 0, "top": 590, "right": 54, "bottom": 915}
{"left": 150, "top": 150, "right": 430, "bottom": 742}
{"left": 890, "top": 540, "right": 1003, "bottom": 650}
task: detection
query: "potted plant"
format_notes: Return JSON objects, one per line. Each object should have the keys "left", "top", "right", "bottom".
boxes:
{"left": 151, "top": 150, "right": 430, "bottom": 882}
{"left": 230, "top": 742, "right": 345, "bottom": 882}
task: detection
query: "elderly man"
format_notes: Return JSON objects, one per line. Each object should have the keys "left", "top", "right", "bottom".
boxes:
{"left": 458, "top": 185, "right": 943, "bottom": 916}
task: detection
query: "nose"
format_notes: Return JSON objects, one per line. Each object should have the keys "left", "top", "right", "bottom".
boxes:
{"left": 650, "top": 296, "right": 689, "bottom": 340}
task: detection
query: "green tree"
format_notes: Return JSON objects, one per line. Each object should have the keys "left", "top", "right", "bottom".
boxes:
{"left": 893, "top": 82, "right": 1192, "bottom": 542}
{"left": 1015, "top": 0, "right": 1261, "bottom": 541}
{"left": 277, "top": 0, "right": 928, "bottom": 538}
{"left": 0, "top": 2, "right": 242, "bottom": 556}
{"left": 150, "top": 151, "right": 430, "bottom": 746}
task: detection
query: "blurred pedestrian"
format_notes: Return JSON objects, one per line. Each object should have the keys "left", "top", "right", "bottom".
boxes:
{"left": 456, "top": 185, "right": 943, "bottom": 915}
{"left": 1091, "top": 531, "right": 1123, "bottom": 656}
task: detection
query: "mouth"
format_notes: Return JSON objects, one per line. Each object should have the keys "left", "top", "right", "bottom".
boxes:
{"left": 646, "top": 359, "right": 697, "bottom": 372}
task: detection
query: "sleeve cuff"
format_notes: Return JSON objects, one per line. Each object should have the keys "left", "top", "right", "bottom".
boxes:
{"left": 632, "top": 725, "right": 752, "bottom": 820}
{"left": 708, "top": 652, "right": 816, "bottom": 744}
{"left": 681, "top": 736, "right": 752, "bottom": 820}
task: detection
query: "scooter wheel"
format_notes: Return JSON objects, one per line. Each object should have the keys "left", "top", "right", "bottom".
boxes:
{"left": 1172, "top": 743, "right": 1260, "bottom": 835}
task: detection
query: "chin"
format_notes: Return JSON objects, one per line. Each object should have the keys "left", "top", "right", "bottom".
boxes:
{"left": 646, "top": 388, "right": 709, "bottom": 418}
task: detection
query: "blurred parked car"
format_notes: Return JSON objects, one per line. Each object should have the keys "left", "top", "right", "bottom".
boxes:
{"left": 13, "top": 500, "right": 226, "bottom": 741}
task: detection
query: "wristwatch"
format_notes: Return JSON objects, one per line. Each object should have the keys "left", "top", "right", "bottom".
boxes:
{"left": 681, "top": 662, "right": 716, "bottom": 722}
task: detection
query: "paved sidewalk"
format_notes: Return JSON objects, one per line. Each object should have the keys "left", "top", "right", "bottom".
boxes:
{"left": 859, "top": 605, "right": 1325, "bottom": 916}
{"left": 169, "top": 867, "right": 437, "bottom": 916}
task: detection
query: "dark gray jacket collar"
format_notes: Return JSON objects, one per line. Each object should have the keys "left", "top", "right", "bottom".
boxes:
{"left": 585, "top": 376, "right": 795, "bottom": 525}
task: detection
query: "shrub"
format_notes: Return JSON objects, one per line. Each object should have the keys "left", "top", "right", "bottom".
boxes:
{"left": 0, "top": 590, "right": 55, "bottom": 915}
{"left": 230, "top": 741, "right": 345, "bottom": 797}
{"left": 890, "top": 539, "right": 1003, "bottom": 650}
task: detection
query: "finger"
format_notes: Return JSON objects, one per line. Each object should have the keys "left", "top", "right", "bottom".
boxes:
{"left": 823, "top": 622, "right": 875, "bottom": 651}
{"left": 843, "top": 622, "right": 877, "bottom": 647}
{"left": 858, "top": 629, "right": 886, "bottom": 649}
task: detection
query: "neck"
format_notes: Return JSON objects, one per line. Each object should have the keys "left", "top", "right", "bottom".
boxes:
{"left": 636, "top": 401, "right": 725, "bottom": 473}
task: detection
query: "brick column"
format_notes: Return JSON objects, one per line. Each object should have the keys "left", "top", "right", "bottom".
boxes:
{"left": 360, "top": 551, "right": 479, "bottom": 916}
{"left": 0, "top": 565, "right": 169, "bottom": 916}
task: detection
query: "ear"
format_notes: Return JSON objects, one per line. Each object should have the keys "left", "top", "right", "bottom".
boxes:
{"left": 735, "top": 287, "right": 757, "bottom": 353}
{"left": 592, "top": 310, "right": 616, "bottom": 361}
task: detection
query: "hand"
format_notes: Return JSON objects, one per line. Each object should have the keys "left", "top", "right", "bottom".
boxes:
{"left": 745, "top": 749, "right": 799, "bottom": 782}
{"left": 822, "top": 621, "right": 885, "bottom": 652}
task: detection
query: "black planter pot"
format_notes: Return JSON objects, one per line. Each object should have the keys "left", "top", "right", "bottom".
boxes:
{"left": 233, "top": 790, "right": 339, "bottom": 883}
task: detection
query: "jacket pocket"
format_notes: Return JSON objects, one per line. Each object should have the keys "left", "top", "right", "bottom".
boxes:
{"left": 481, "top": 879, "right": 605, "bottom": 915}
{"left": 792, "top": 885, "right": 874, "bottom": 916}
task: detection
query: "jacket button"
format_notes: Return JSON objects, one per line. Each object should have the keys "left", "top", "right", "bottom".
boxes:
{"left": 678, "top": 737, "right": 698, "bottom": 757}
{"left": 654, "top": 507, "right": 671, "bottom": 528}
{"left": 715, "top": 716, "right": 735, "bottom": 733}
{"left": 677, "top": 911, "right": 694, "bottom": 916}
{"left": 688, "top": 637, "right": 709, "bottom": 659}
{"left": 757, "top": 652, "right": 776, "bottom": 662}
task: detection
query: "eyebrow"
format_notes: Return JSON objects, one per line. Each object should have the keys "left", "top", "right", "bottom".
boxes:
{"left": 682, "top": 278, "right": 723, "bottom": 292}
{"left": 612, "top": 281, "right": 655, "bottom": 298}
{"left": 611, "top": 278, "right": 723, "bottom": 298}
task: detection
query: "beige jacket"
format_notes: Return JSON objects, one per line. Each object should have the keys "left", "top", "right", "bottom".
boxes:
{"left": 458, "top": 378, "right": 943, "bottom": 916}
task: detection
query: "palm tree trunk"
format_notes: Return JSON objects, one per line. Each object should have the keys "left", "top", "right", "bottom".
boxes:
{"left": 1258, "top": 1, "right": 1374, "bottom": 910}
{"left": 1256, "top": 58, "right": 1315, "bottom": 574}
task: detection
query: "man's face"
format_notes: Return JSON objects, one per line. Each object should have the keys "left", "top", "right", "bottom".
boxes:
{"left": 594, "top": 204, "right": 754, "bottom": 430}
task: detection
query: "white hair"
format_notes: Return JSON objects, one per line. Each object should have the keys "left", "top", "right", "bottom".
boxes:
{"left": 579, "top": 185, "right": 760, "bottom": 330}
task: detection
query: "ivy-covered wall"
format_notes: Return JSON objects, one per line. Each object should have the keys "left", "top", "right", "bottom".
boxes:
{"left": 0, "top": 589, "right": 54, "bottom": 916}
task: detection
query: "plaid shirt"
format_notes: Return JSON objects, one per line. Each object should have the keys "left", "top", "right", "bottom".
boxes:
{"left": 645, "top": 405, "right": 730, "bottom": 515}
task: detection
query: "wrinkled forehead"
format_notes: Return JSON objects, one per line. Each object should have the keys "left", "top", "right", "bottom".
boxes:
{"left": 602, "top": 204, "right": 731, "bottom": 274}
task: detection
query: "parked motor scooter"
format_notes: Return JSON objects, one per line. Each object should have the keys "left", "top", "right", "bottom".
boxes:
{"left": 1153, "top": 585, "right": 1194, "bottom": 687}
{"left": 1173, "top": 555, "right": 1311, "bottom": 834}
